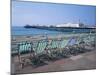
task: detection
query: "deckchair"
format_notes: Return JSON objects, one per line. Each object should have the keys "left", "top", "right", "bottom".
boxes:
{"left": 80, "top": 34, "right": 94, "bottom": 47}
{"left": 90, "top": 36, "right": 96, "bottom": 45}
{"left": 47, "top": 38, "right": 71, "bottom": 59}
{"left": 66, "top": 36, "right": 87, "bottom": 55}
{"left": 70, "top": 34, "right": 94, "bottom": 54}
{"left": 17, "top": 41, "right": 33, "bottom": 69}
{"left": 56, "top": 38, "right": 72, "bottom": 57}
{"left": 18, "top": 41, "right": 32, "bottom": 54}
{"left": 18, "top": 42, "right": 25, "bottom": 53}
{"left": 30, "top": 40, "right": 48, "bottom": 66}
{"left": 60, "top": 38, "right": 70, "bottom": 48}
{"left": 11, "top": 44, "right": 18, "bottom": 55}
{"left": 83, "top": 34, "right": 96, "bottom": 48}
{"left": 61, "top": 37, "right": 80, "bottom": 56}
{"left": 45, "top": 39, "right": 61, "bottom": 60}
{"left": 35, "top": 40, "right": 48, "bottom": 55}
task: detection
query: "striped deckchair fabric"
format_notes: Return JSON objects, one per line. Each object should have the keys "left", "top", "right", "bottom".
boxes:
{"left": 56, "top": 40, "right": 61, "bottom": 48}
{"left": 11, "top": 44, "right": 18, "bottom": 54}
{"left": 32, "top": 41, "right": 38, "bottom": 52}
{"left": 90, "top": 35, "right": 95, "bottom": 41}
{"left": 50, "top": 40, "right": 60, "bottom": 49}
{"left": 67, "top": 37, "right": 78, "bottom": 46}
{"left": 91, "top": 36, "right": 95, "bottom": 42}
{"left": 82, "top": 36, "right": 92, "bottom": 44}
{"left": 46, "top": 39, "right": 60, "bottom": 49}
{"left": 35, "top": 40, "right": 48, "bottom": 54}
{"left": 12, "top": 33, "right": 95, "bottom": 55}
{"left": 60, "top": 38, "right": 70, "bottom": 48}
{"left": 18, "top": 41, "right": 32, "bottom": 53}
{"left": 69, "top": 34, "right": 90, "bottom": 46}
{"left": 75, "top": 34, "right": 95, "bottom": 46}
{"left": 76, "top": 37, "right": 84, "bottom": 44}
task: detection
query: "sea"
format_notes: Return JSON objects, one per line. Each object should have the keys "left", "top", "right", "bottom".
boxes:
{"left": 12, "top": 26, "right": 95, "bottom": 36}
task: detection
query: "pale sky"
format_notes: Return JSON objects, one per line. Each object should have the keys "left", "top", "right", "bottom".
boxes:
{"left": 12, "top": 1, "right": 96, "bottom": 26}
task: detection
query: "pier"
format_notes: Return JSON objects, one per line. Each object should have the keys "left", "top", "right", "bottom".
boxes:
{"left": 24, "top": 25, "right": 96, "bottom": 33}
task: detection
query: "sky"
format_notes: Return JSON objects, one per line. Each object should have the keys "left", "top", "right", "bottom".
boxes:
{"left": 12, "top": 1, "right": 96, "bottom": 26}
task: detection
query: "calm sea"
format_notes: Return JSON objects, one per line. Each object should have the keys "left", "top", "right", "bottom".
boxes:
{"left": 11, "top": 26, "right": 94, "bottom": 36}
{"left": 11, "top": 26, "right": 62, "bottom": 36}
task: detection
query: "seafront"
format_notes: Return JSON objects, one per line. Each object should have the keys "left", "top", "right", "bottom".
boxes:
{"left": 11, "top": 32, "right": 96, "bottom": 74}
{"left": 12, "top": 33, "right": 95, "bottom": 42}
{"left": 11, "top": 33, "right": 95, "bottom": 54}
{"left": 11, "top": 1, "right": 96, "bottom": 74}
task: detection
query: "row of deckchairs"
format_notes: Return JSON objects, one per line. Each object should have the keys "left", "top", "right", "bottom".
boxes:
{"left": 12, "top": 34, "right": 95, "bottom": 55}
{"left": 12, "top": 34, "right": 95, "bottom": 68}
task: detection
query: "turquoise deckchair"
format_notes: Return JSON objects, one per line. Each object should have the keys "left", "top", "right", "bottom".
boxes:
{"left": 46, "top": 39, "right": 61, "bottom": 55}
{"left": 46, "top": 39, "right": 61, "bottom": 58}
{"left": 84, "top": 34, "right": 96, "bottom": 47}
{"left": 32, "top": 41, "right": 38, "bottom": 52}
{"left": 11, "top": 44, "right": 18, "bottom": 55}
{"left": 46, "top": 38, "right": 71, "bottom": 59}
{"left": 30, "top": 40, "right": 48, "bottom": 66}
{"left": 60, "top": 38, "right": 70, "bottom": 49}
{"left": 18, "top": 41, "right": 32, "bottom": 54}
{"left": 50, "top": 39, "right": 60, "bottom": 49}
{"left": 69, "top": 35, "right": 95, "bottom": 55}
{"left": 35, "top": 40, "right": 48, "bottom": 55}
{"left": 80, "top": 35, "right": 92, "bottom": 46}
